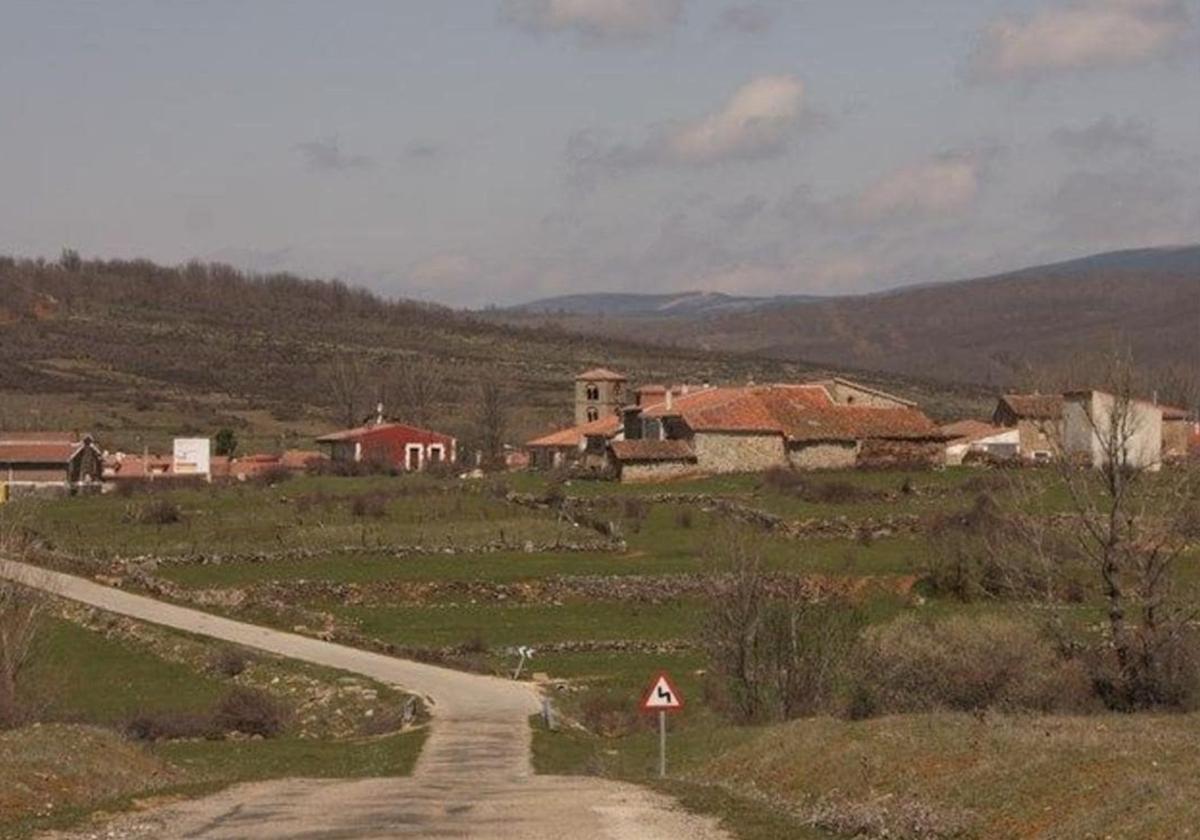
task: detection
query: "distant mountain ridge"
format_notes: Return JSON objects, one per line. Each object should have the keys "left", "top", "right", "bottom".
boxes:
{"left": 489, "top": 245, "right": 1200, "bottom": 392}
{"left": 507, "top": 290, "right": 823, "bottom": 317}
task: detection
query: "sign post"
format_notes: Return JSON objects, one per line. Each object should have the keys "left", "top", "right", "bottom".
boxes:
{"left": 640, "top": 672, "right": 684, "bottom": 779}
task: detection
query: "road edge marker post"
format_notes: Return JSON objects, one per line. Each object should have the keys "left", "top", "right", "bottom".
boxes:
{"left": 640, "top": 671, "right": 684, "bottom": 779}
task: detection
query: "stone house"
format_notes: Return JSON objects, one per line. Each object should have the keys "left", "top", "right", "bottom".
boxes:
{"left": 526, "top": 413, "right": 621, "bottom": 471}
{"left": 0, "top": 432, "right": 104, "bottom": 494}
{"left": 610, "top": 383, "right": 945, "bottom": 481}
{"left": 1061, "top": 390, "right": 1163, "bottom": 472}
{"left": 992, "top": 394, "right": 1064, "bottom": 461}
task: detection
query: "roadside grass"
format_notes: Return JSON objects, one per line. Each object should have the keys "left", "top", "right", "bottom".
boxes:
{"left": 3, "top": 611, "right": 426, "bottom": 838}
{"left": 691, "top": 711, "right": 1200, "bottom": 839}
{"left": 24, "top": 618, "right": 226, "bottom": 723}
{"left": 533, "top": 702, "right": 1200, "bottom": 839}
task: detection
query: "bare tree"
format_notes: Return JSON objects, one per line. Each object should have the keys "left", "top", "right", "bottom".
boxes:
{"left": 475, "top": 379, "right": 508, "bottom": 469}
{"left": 386, "top": 360, "right": 454, "bottom": 428}
{"left": 1022, "top": 351, "right": 1200, "bottom": 709}
{"left": 324, "top": 353, "right": 372, "bottom": 428}
{"left": 0, "top": 514, "right": 41, "bottom": 728}
{"left": 701, "top": 528, "right": 860, "bottom": 723}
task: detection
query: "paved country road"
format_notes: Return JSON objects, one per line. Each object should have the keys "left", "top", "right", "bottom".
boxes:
{"left": 0, "top": 559, "right": 731, "bottom": 840}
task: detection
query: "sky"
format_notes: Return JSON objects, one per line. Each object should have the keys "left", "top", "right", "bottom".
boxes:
{"left": 2, "top": 0, "right": 1198, "bottom": 307}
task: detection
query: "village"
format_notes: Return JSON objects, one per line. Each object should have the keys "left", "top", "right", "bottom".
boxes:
{"left": 2, "top": 366, "right": 1197, "bottom": 498}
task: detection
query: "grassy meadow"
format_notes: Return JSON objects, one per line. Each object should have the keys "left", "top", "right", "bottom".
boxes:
{"left": 8, "top": 464, "right": 1200, "bottom": 838}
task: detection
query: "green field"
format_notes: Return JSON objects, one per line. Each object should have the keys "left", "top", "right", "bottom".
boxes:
{"left": 11, "top": 464, "right": 1200, "bottom": 839}
{"left": 3, "top": 609, "right": 425, "bottom": 839}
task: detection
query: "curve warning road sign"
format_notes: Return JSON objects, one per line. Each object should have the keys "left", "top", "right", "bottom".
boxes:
{"left": 640, "top": 671, "right": 684, "bottom": 713}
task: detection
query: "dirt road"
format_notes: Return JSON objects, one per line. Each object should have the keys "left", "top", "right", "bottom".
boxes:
{"left": 1, "top": 559, "right": 730, "bottom": 839}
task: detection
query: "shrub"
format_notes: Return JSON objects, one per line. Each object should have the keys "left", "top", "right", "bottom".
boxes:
{"left": 675, "top": 509, "right": 695, "bottom": 529}
{"left": 214, "top": 687, "right": 289, "bottom": 738}
{"left": 701, "top": 531, "right": 863, "bottom": 723}
{"left": 461, "top": 630, "right": 488, "bottom": 654}
{"left": 578, "top": 692, "right": 641, "bottom": 737}
{"left": 348, "top": 493, "right": 388, "bottom": 518}
{"left": 922, "top": 494, "right": 1075, "bottom": 601}
{"left": 251, "top": 464, "right": 292, "bottom": 486}
{"left": 211, "top": 648, "right": 250, "bottom": 678}
{"left": 852, "top": 615, "right": 1094, "bottom": 715}
{"left": 133, "top": 498, "right": 183, "bottom": 525}
{"left": 1085, "top": 627, "right": 1200, "bottom": 712}
{"left": 126, "top": 710, "right": 220, "bottom": 741}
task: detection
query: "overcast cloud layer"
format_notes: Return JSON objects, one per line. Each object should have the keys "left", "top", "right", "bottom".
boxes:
{"left": 2, "top": 1, "right": 1197, "bottom": 307}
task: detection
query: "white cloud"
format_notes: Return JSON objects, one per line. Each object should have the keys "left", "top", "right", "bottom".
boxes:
{"left": 666, "top": 75, "right": 804, "bottom": 164}
{"left": 854, "top": 155, "right": 982, "bottom": 221}
{"left": 568, "top": 75, "right": 805, "bottom": 182}
{"left": 501, "top": 0, "right": 684, "bottom": 43}
{"left": 970, "top": 0, "right": 1190, "bottom": 81}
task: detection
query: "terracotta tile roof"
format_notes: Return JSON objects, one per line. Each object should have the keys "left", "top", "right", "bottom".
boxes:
{"left": 1160, "top": 405, "right": 1191, "bottom": 421}
{"left": 998, "top": 394, "right": 1064, "bottom": 420}
{"left": 315, "top": 422, "right": 454, "bottom": 446}
{"left": 576, "top": 367, "right": 627, "bottom": 382}
{"left": 610, "top": 439, "right": 696, "bottom": 462}
{"left": 784, "top": 405, "right": 944, "bottom": 442}
{"left": 941, "top": 420, "right": 1008, "bottom": 443}
{"left": 527, "top": 414, "right": 622, "bottom": 448}
{"left": 0, "top": 443, "right": 78, "bottom": 464}
{"left": 644, "top": 384, "right": 941, "bottom": 442}
{"left": 0, "top": 432, "right": 77, "bottom": 445}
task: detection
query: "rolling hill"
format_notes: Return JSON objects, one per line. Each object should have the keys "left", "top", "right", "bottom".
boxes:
{"left": 492, "top": 246, "right": 1200, "bottom": 401}
{"left": 0, "top": 256, "right": 985, "bottom": 453}
{"left": 505, "top": 290, "right": 823, "bottom": 317}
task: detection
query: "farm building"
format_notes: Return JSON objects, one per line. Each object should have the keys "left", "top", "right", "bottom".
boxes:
{"left": 526, "top": 413, "right": 621, "bottom": 471}
{"left": 941, "top": 420, "right": 1020, "bottom": 465}
{"left": 992, "top": 394, "right": 1064, "bottom": 461}
{"left": 1061, "top": 390, "right": 1163, "bottom": 472}
{"left": 0, "top": 432, "right": 103, "bottom": 494}
{"left": 316, "top": 416, "right": 455, "bottom": 472}
{"left": 527, "top": 374, "right": 946, "bottom": 481}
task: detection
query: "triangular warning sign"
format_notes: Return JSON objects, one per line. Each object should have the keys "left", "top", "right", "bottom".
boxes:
{"left": 640, "top": 671, "right": 684, "bottom": 712}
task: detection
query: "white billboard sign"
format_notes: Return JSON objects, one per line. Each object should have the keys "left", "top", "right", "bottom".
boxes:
{"left": 173, "top": 438, "right": 212, "bottom": 479}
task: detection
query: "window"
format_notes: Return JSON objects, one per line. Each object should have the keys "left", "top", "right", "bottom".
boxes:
{"left": 586, "top": 384, "right": 600, "bottom": 401}
{"left": 586, "top": 407, "right": 599, "bottom": 422}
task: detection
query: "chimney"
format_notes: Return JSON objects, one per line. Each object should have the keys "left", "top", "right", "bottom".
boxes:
{"left": 375, "top": 402, "right": 385, "bottom": 425}
{"left": 666, "top": 390, "right": 674, "bottom": 411}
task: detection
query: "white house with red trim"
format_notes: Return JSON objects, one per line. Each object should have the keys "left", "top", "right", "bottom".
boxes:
{"left": 316, "top": 410, "right": 455, "bottom": 472}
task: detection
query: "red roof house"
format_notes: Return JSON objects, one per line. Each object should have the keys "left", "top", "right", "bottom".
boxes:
{"left": 316, "top": 421, "right": 455, "bottom": 472}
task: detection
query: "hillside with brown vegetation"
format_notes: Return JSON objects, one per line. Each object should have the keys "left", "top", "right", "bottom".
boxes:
{"left": 495, "top": 246, "right": 1200, "bottom": 405}
{"left": 0, "top": 255, "right": 987, "bottom": 453}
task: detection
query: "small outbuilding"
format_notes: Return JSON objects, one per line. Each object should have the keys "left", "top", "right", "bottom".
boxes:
{"left": 0, "top": 432, "right": 103, "bottom": 494}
